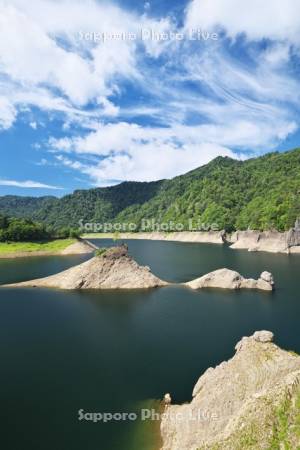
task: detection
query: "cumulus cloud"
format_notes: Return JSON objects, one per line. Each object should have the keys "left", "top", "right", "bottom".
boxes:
{"left": 54, "top": 142, "right": 238, "bottom": 185}
{"left": 49, "top": 114, "right": 298, "bottom": 184}
{"left": 185, "top": 0, "right": 300, "bottom": 44}
{"left": 0, "top": 0, "right": 170, "bottom": 121}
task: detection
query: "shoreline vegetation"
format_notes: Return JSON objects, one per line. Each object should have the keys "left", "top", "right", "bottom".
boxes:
{"left": 0, "top": 213, "right": 88, "bottom": 258}
{"left": 0, "top": 238, "right": 75, "bottom": 254}
{"left": 0, "top": 239, "right": 94, "bottom": 258}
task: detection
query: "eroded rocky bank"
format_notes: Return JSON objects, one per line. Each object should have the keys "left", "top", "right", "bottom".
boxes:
{"left": 228, "top": 228, "right": 300, "bottom": 253}
{"left": 161, "top": 331, "right": 300, "bottom": 450}
{"left": 83, "top": 226, "right": 300, "bottom": 254}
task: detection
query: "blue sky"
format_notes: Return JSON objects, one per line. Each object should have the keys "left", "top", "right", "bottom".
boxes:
{"left": 0, "top": 0, "right": 300, "bottom": 196}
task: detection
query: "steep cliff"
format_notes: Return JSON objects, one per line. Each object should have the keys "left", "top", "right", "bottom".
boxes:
{"left": 161, "top": 331, "right": 300, "bottom": 450}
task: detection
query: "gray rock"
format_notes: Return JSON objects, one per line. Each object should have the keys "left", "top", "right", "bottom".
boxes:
{"left": 253, "top": 330, "right": 274, "bottom": 343}
{"left": 186, "top": 268, "right": 274, "bottom": 291}
{"left": 260, "top": 271, "right": 274, "bottom": 284}
{"left": 161, "top": 331, "right": 300, "bottom": 450}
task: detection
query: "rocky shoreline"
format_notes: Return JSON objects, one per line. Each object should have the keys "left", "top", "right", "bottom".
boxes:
{"left": 160, "top": 331, "right": 300, "bottom": 450}
{"left": 83, "top": 227, "right": 300, "bottom": 254}
{"left": 228, "top": 229, "right": 300, "bottom": 253}
{"left": 83, "top": 231, "right": 225, "bottom": 244}
{"left": 1, "top": 228, "right": 299, "bottom": 259}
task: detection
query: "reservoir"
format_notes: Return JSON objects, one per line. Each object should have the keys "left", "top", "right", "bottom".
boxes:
{"left": 0, "top": 239, "right": 299, "bottom": 450}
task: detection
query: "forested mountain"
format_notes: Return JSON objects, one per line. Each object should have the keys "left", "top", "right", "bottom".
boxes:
{"left": 0, "top": 195, "right": 55, "bottom": 218}
{"left": 0, "top": 148, "right": 299, "bottom": 231}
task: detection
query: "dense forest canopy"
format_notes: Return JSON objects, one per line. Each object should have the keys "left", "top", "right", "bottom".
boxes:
{"left": 0, "top": 148, "right": 299, "bottom": 232}
{"left": 0, "top": 215, "right": 79, "bottom": 242}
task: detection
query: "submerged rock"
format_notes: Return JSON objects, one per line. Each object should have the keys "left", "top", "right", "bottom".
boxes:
{"left": 4, "top": 245, "right": 167, "bottom": 290}
{"left": 185, "top": 268, "right": 274, "bottom": 291}
{"left": 161, "top": 331, "right": 300, "bottom": 450}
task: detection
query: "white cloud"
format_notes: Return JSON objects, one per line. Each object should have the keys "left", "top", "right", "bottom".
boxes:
{"left": 0, "top": 3, "right": 108, "bottom": 106}
{"left": 0, "top": 178, "right": 63, "bottom": 189}
{"left": 0, "top": 0, "right": 174, "bottom": 130}
{"left": 50, "top": 113, "right": 297, "bottom": 157}
{"left": 0, "top": 97, "right": 17, "bottom": 129}
{"left": 49, "top": 91, "right": 298, "bottom": 183}
{"left": 55, "top": 142, "right": 238, "bottom": 185}
{"left": 185, "top": 0, "right": 300, "bottom": 44}
{"left": 0, "top": 0, "right": 299, "bottom": 188}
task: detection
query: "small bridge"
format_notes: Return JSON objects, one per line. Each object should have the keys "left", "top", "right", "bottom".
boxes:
{"left": 78, "top": 237, "right": 99, "bottom": 250}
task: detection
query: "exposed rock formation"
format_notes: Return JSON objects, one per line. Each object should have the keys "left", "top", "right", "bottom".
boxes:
{"left": 228, "top": 230, "right": 289, "bottom": 253}
{"left": 185, "top": 268, "right": 274, "bottom": 291}
{"left": 286, "top": 220, "right": 300, "bottom": 248}
{"left": 4, "top": 245, "right": 167, "bottom": 289}
{"left": 229, "top": 227, "right": 300, "bottom": 253}
{"left": 161, "top": 331, "right": 300, "bottom": 450}
{"left": 290, "top": 246, "right": 300, "bottom": 253}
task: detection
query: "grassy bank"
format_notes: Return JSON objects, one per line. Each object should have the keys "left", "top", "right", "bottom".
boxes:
{"left": 0, "top": 238, "right": 75, "bottom": 254}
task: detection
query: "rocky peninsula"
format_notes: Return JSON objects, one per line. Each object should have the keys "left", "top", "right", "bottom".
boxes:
{"left": 3, "top": 246, "right": 276, "bottom": 291}
{"left": 186, "top": 269, "right": 274, "bottom": 291}
{"left": 4, "top": 245, "right": 167, "bottom": 289}
{"left": 161, "top": 331, "right": 300, "bottom": 450}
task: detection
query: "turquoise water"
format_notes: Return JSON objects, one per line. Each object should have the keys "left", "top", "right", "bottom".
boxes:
{"left": 0, "top": 240, "right": 299, "bottom": 449}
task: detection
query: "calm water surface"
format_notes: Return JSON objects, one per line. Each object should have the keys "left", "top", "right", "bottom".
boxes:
{"left": 0, "top": 240, "right": 299, "bottom": 450}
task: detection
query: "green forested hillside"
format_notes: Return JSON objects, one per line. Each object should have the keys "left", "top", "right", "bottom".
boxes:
{"left": 0, "top": 149, "right": 299, "bottom": 231}
{"left": 0, "top": 195, "right": 55, "bottom": 218}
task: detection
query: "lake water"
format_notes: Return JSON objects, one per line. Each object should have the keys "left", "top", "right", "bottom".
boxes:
{"left": 0, "top": 240, "right": 299, "bottom": 450}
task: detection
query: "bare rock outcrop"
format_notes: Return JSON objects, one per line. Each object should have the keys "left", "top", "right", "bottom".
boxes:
{"left": 4, "top": 245, "right": 167, "bottom": 289}
{"left": 185, "top": 268, "right": 274, "bottom": 291}
{"left": 228, "top": 226, "right": 300, "bottom": 254}
{"left": 161, "top": 331, "right": 300, "bottom": 450}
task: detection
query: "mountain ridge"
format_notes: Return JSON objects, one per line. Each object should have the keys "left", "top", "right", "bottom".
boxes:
{"left": 0, "top": 148, "right": 299, "bottom": 231}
